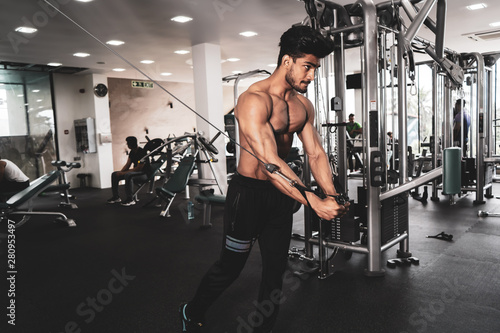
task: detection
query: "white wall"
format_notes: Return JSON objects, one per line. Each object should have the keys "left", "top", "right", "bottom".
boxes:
{"left": 344, "top": 88, "right": 363, "bottom": 126}
{"left": 52, "top": 73, "right": 236, "bottom": 190}
{"left": 108, "top": 78, "right": 197, "bottom": 169}
{"left": 52, "top": 73, "right": 113, "bottom": 188}
{"left": 91, "top": 75, "right": 114, "bottom": 188}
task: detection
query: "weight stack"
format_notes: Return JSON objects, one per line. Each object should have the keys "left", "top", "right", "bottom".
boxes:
{"left": 381, "top": 193, "right": 409, "bottom": 245}
{"left": 329, "top": 217, "right": 360, "bottom": 242}
{"left": 485, "top": 163, "right": 494, "bottom": 185}
{"left": 443, "top": 147, "right": 461, "bottom": 195}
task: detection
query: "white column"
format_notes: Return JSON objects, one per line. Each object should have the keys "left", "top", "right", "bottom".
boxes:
{"left": 192, "top": 43, "right": 227, "bottom": 194}
{"left": 91, "top": 74, "right": 113, "bottom": 188}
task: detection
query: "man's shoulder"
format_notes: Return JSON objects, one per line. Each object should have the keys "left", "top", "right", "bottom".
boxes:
{"left": 239, "top": 86, "right": 272, "bottom": 103}
{"left": 236, "top": 88, "right": 273, "bottom": 116}
{"left": 294, "top": 93, "right": 314, "bottom": 110}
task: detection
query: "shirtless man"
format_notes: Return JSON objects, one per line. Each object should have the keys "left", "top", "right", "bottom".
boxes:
{"left": 179, "top": 25, "right": 348, "bottom": 333}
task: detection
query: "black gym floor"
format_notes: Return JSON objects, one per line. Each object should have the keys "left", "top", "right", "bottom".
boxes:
{"left": 1, "top": 181, "right": 500, "bottom": 333}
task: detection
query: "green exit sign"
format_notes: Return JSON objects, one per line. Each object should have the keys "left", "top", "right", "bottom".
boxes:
{"left": 131, "top": 81, "right": 154, "bottom": 89}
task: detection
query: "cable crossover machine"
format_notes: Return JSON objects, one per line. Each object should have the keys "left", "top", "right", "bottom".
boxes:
{"left": 292, "top": 0, "right": 500, "bottom": 278}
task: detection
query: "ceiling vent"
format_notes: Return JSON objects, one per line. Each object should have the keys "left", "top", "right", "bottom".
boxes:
{"left": 464, "top": 29, "right": 500, "bottom": 42}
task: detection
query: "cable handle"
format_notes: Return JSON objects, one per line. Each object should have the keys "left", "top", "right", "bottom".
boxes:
{"left": 265, "top": 163, "right": 349, "bottom": 206}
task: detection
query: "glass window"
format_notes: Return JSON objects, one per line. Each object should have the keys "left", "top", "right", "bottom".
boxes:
{"left": 0, "top": 70, "right": 57, "bottom": 179}
{"left": 406, "top": 64, "right": 433, "bottom": 154}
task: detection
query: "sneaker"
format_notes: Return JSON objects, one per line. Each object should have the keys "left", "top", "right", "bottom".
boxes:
{"left": 179, "top": 303, "right": 203, "bottom": 332}
{"left": 121, "top": 199, "right": 136, "bottom": 206}
{"left": 107, "top": 197, "right": 121, "bottom": 204}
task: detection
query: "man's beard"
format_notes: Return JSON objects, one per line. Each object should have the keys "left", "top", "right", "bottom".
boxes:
{"left": 285, "top": 68, "right": 309, "bottom": 94}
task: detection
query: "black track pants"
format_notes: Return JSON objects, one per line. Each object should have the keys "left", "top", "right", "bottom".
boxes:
{"left": 188, "top": 173, "right": 294, "bottom": 332}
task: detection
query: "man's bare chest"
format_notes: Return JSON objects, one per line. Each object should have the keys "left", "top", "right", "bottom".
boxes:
{"left": 269, "top": 99, "right": 307, "bottom": 135}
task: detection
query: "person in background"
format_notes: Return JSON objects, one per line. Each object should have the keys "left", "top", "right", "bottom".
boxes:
{"left": 0, "top": 155, "right": 30, "bottom": 201}
{"left": 346, "top": 113, "right": 362, "bottom": 138}
{"left": 386, "top": 132, "right": 394, "bottom": 169}
{"left": 107, "top": 136, "right": 148, "bottom": 206}
{"left": 346, "top": 113, "right": 363, "bottom": 172}
{"left": 453, "top": 98, "right": 471, "bottom": 156}
{"left": 387, "top": 131, "right": 393, "bottom": 144}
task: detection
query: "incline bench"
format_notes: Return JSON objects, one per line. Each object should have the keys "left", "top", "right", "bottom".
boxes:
{"left": 41, "top": 160, "right": 82, "bottom": 209}
{"left": 0, "top": 170, "right": 76, "bottom": 228}
{"left": 195, "top": 190, "right": 226, "bottom": 228}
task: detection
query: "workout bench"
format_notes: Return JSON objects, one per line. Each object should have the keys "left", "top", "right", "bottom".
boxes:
{"left": 132, "top": 152, "right": 170, "bottom": 203}
{"left": 155, "top": 155, "right": 196, "bottom": 217}
{"left": 195, "top": 190, "right": 225, "bottom": 228}
{"left": 42, "top": 160, "right": 82, "bottom": 209}
{"left": 0, "top": 170, "right": 76, "bottom": 228}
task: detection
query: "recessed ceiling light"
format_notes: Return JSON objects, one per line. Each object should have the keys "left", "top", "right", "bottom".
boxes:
{"left": 232, "top": 71, "right": 243, "bottom": 74}
{"left": 113, "top": 68, "right": 126, "bottom": 72}
{"left": 174, "top": 50, "right": 190, "bottom": 55}
{"left": 76, "top": 0, "right": 94, "bottom": 2}
{"left": 466, "top": 3, "right": 487, "bottom": 10}
{"left": 227, "top": 58, "right": 240, "bottom": 62}
{"left": 171, "top": 16, "right": 193, "bottom": 23}
{"left": 239, "top": 31, "right": 258, "bottom": 37}
{"left": 489, "top": 21, "right": 500, "bottom": 27}
{"left": 73, "top": 52, "right": 90, "bottom": 57}
{"left": 161, "top": 72, "right": 172, "bottom": 76}
{"left": 140, "top": 60, "right": 155, "bottom": 64}
{"left": 36, "top": 99, "right": 43, "bottom": 102}
{"left": 47, "top": 62, "right": 62, "bottom": 67}
{"left": 15, "top": 26, "right": 37, "bottom": 34}
{"left": 32, "top": 90, "right": 40, "bottom": 93}
{"left": 106, "top": 40, "right": 125, "bottom": 46}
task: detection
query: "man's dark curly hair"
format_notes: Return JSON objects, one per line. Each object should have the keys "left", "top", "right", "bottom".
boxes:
{"left": 277, "top": 25, "right": 333, "bottom": 67}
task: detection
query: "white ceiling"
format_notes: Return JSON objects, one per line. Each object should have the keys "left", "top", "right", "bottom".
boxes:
{"left": 1, "top": 0, "right": 500, "bottom": 84}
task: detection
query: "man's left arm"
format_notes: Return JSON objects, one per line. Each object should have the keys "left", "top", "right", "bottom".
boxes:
{"left": 297, "top": 98, "right": 338, "bottom": 196}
